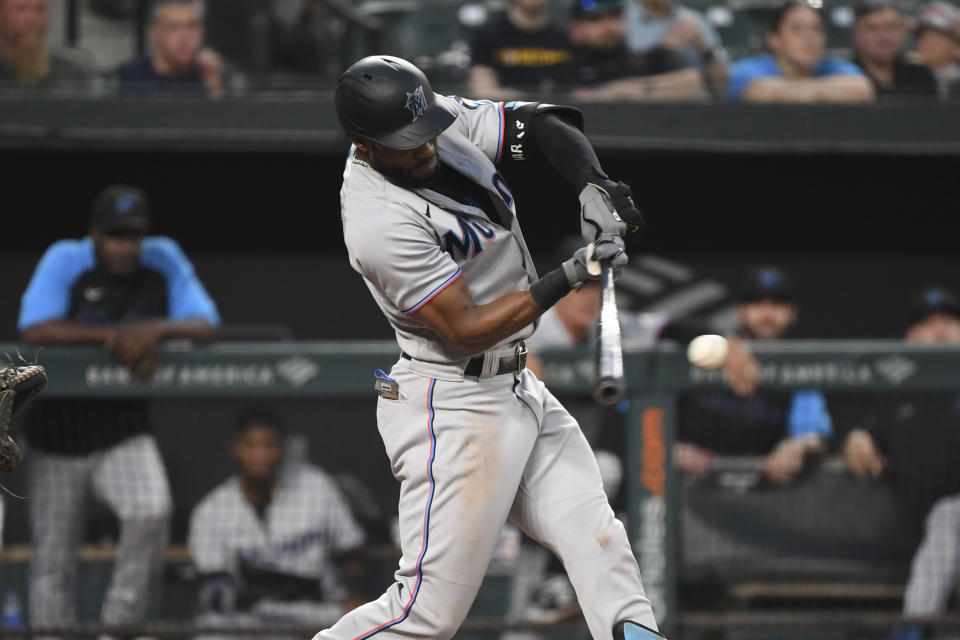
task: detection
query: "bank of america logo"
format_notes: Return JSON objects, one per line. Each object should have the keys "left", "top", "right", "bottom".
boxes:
{"left": 275, "top": 357, "right": 320, "bottom": 388}
{"left": 406, "top": 86, "right": 427, "bottom": 122}
{"left": 874, "top": 355, "right": 917, "bottom": 386}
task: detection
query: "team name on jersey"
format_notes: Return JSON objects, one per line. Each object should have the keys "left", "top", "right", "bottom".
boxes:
{"left": 442, "top": 215, "right": 496, "bottom": 260}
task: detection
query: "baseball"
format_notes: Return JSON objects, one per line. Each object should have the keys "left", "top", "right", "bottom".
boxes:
{"left": 687, "top": 334, "right": 729, "bottom": 370}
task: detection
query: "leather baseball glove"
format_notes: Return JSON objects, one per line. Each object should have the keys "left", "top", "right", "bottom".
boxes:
{"left": 0, "top": 362, "right": 47, "bottom": 473}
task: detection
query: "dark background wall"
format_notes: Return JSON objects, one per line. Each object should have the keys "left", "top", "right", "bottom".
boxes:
{"left": 4, "top": 148, "right": 959, "bottom": 341}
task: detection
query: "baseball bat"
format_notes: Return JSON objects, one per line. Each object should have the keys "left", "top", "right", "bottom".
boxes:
{"left": 593, "top": 261, "right": 626, "bottom": 406}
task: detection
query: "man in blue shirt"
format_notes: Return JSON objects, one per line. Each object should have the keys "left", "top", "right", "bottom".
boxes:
{"left": 18, "top": 184, "right": 220, "bottom": 630}
{"left": 727, "top": 0, "right": 874, "bottom": 102}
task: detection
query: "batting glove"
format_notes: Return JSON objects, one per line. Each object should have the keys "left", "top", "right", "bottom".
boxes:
{"left": 562, "top": 234, "right": 627, "bottom": 289}
{"left": 579, "top": 179, "right": 644, "bottom": 244}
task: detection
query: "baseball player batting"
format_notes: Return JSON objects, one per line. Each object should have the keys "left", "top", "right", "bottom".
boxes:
{"left": 321, "top": 55, "right": 662, "bottom": 640}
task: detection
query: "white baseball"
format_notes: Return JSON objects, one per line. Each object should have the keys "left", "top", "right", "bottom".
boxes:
{"left": 687, "top": 334, "right": 729, "bottom": 370}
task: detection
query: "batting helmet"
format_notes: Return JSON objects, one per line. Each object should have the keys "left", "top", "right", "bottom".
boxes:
{"left": 335, "top": 56, "right": 458, "bottom": 150}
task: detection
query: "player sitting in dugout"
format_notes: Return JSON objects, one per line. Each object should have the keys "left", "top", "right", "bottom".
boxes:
{"left": 676, "top": 267, "right": 832, "bottom": 484}
{"left": 726, "top": 0, "right": 875, "bottom": 102}
{"left": 189, "top": 408, "right": 368, "bottom": 628}
{"left": 843, "top": 287, "right": 960, "bottom": 640}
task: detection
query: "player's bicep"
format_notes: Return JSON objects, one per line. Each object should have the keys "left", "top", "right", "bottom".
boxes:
{"left": 142, "top": 238, "right": 221, "bottom": 326}
{"left": 411, "top": 275, "right": 477, "bottom": 344}
{"left": 349, "top": 216, "right": 461, "bottom": 315}
{"left": 450, "top": 98, "right": 584, "bottom": 165}
{"left": 18, "top": 243, "right": 84, "bottom": 332}
{"left": 187, "top": 508, "right": 231, "bottom": 572}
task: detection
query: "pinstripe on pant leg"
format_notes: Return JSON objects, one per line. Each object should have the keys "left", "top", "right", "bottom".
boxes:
{"left": 28, "top": 450, "right": 94, "bottom": 627}
{"left": 904, "top": 493, "right": 960, "bottom": 615}
{"left": 91, "top": 434, "right": 172, "bottom": 625}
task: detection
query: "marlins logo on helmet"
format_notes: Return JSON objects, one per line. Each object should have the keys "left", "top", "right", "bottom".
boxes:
{"left": 405, "top": 86, "right": 428, "bottom": 122}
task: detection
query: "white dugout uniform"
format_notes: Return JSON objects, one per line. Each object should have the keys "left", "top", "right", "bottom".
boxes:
{"left": 317, "top": 96, "right": 658, "bottom": 640}
{"left": 189, "top": 463, "right": 365, "bottom": 620}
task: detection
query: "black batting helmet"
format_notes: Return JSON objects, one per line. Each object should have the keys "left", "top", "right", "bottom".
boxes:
{"left": 335, "top": 56, "right": 458, "bottom": 150}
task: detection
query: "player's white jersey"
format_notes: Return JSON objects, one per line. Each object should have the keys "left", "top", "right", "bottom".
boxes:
{"left": 188, "top": 463, "right": 365, "bottom": 601}
{"left": 340, "top": 97, "right": 544, "bottom": 365}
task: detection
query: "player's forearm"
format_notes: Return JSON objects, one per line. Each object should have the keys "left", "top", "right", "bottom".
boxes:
{"left": 436, "top": 290, "right": 543, "bottom": 353}
{"left": 20, "top": 320, "right": 117, "bottom": 345}
{"left": 743, "top": 76, "right": 874, "bottom": 102}
{"left": 531, "top": 113, "right": 608, "bottom": 190}
{"left": 148, "top": 317, "right": 217, "bottom": 343}
{"left": 595, "top": 70, "right": 704, "bottom": 101}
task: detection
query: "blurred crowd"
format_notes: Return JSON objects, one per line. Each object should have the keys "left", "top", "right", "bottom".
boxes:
{"left": 3, "top": 0, "right": 960, "bottom": 102}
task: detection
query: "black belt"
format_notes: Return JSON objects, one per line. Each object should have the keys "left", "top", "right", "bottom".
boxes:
{"left": 402, "top": 344, "right": 527, "bottom": 377}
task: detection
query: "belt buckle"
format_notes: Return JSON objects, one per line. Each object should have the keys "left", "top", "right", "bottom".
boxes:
{"left": 516, "top": 342, "right": 528, "bottom": 372}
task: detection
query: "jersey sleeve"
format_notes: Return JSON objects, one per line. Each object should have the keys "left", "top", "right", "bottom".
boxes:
{"left": 188, "top": 496, "right": 234, "bottom": 574}
{"left": 18, "top": 240, "right": 91, "bottom": 332}
{"left": 725, "top": 57, "right": 773, "bottom": 101}
{"left": 820, "top": 58, "right": 865, "bottom": 77}
{"left": 325, "top": 485, "right": 366, "bottom": 553}
{"left": 141, "top": 237, "right": 221, "bottom": 327}
{"left": 446, "top": 97, "right": 584, "bottom": 165}
{"left": 787, "top": 389, "right": 833, "bottom": 440}
{"left": 348, "top": 210, "right": 462, "bottom": 316}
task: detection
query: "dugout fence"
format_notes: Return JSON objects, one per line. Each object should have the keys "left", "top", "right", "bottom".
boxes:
{"left": 1, "top": 340, "right": 959, "bottom": 640}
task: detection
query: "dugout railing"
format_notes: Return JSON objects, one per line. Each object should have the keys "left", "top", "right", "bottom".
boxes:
{"left": 2, "top": 340, "right": 959, "bottom": 639}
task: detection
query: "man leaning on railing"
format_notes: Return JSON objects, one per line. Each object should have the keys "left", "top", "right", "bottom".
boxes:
{"left": 16, "top": 184, "right": 220, "bottom": 632}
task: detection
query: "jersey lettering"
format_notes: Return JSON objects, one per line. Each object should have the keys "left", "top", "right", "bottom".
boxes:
{"left": 442, "top": 216, "right": 496, "bottom": 260}
{"left": 492, "top": 172, "right": 514, "bottom": 209}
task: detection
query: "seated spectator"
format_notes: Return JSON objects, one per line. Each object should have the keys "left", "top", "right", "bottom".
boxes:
{"left": 623, "top": 0, "right": 728, "bottom": 95}
{"left": 189, "top": 408, "right": 366, "bottom": 627}
{"left": 0, "top": 0, "right": 94, "bottom": 92}
{"left": 116, "top": 0, "right": 225, "bottom": 97}
{"left": 677, "top": 266, "right": 832, "bottom": 484}
{"left": 852, "top": 0, "right": 937, "bottom": 101}
{"left": 727, "top": 1, "right": 874, "bottom": 102}
{"left": 843, "top": 287, "right": 960, "bottom": 640}
{"left": 911, "top": 1, "right": 960, "bottom": 99}
{"left": 17, "top": 184, "right": 219, "bottom": 631}
{"left": 565, "top": 0, "right": 705, "bottom": 101}
{"left": 468, "top": 0, "right": 575, "bottom": 98}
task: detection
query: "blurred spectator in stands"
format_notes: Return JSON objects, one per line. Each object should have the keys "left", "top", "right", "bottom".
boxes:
{"left": 468, "top": 0, "right": 575, "bottom": 98}
{"left": 843, "top": 287, "right": 960, "bottom": 640}
{"left": 852, "top": 0, "right": 937, "bottom": 101}
{"left": 189, "top": 408, "right": 367, "bottom": 629}
{"left": 911, "top": 1, "right": 960, "bottom": 99}
{"left": 727, "top": 0, "right": 874, "bottom": 102}
{"left": 565, "top": 0, "right": 705, "bottom": 100}
{"left": 677, "top": 266, "right": 832, "bottom": 483}
{"left": 17, "top": 184, "right": 219, "bottom": 631}
{"left": 623, "top": 0, "right": 728, "bottom": 96}
{"left": 0, "top": 0, "right": 94, "bottom": 92}
{"left": 116, "top": 0, "right": 226, "bottom": 97}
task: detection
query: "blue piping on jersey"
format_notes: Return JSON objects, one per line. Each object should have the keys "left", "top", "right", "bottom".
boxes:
{"left": 351, "top": 378, "right": 439, "bottom": 640}
{"left": 401, "top": 269, "right": 462, "bottom": 315}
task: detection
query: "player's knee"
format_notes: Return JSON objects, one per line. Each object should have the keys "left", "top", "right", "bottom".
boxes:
{"left": 416, "top": 609, "right": 464, "bottom": 640}
{"left": 614, "top": 620, "right": 667, "bottom": 640}
{"left": 926, "top": 495, "right": 960, "bottom": 530}
{"left": 118, "top": 503, "right": 172, "bottom": 535}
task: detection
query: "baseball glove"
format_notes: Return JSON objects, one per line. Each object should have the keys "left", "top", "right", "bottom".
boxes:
{"left": 0, "top": 361, "right": 47, "bottom": 473}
